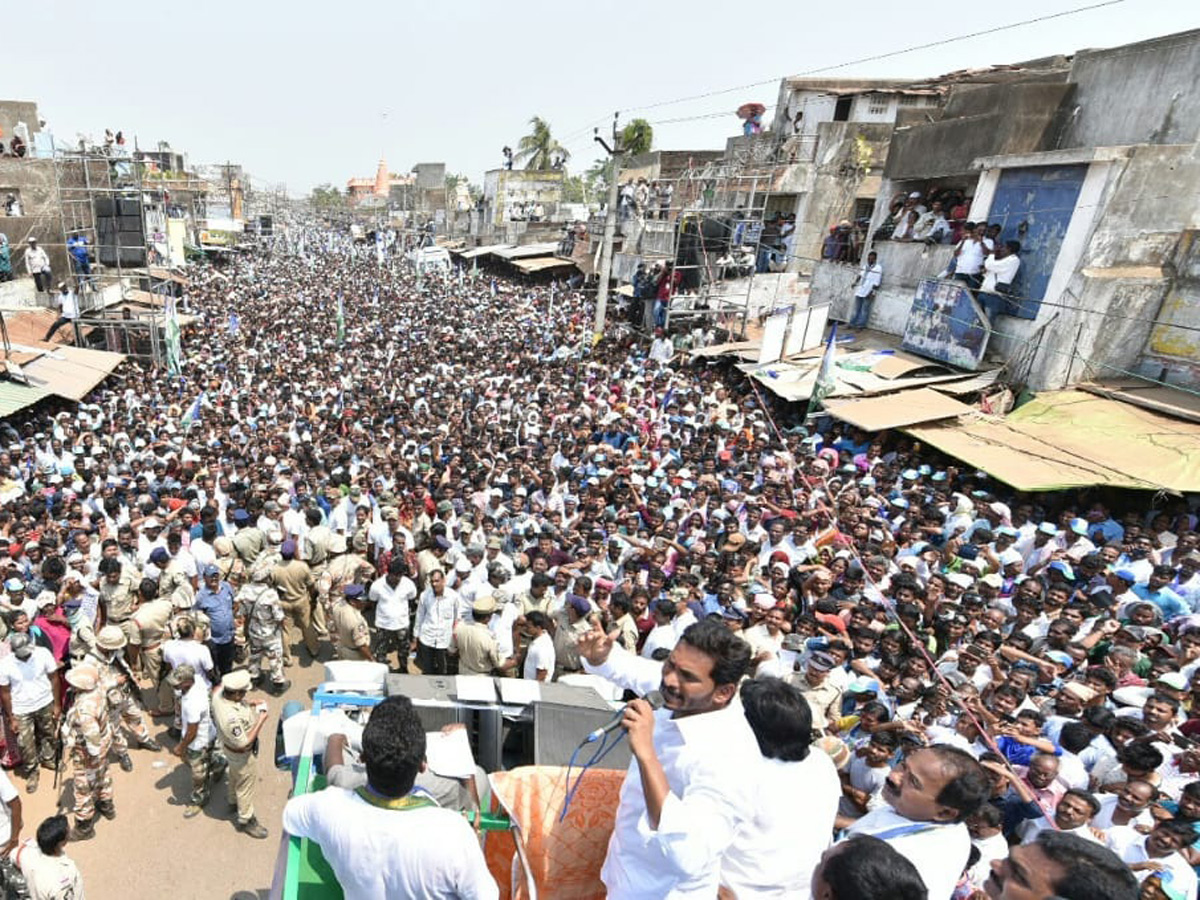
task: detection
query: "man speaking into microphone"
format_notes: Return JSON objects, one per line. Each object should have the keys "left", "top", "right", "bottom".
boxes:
{"left": 579, "top": 617, "right": 758, "bottom": 899}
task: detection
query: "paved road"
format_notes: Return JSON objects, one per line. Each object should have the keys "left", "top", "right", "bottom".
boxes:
{"left": 16, "top": 655, "right": 329, "bottom": 900}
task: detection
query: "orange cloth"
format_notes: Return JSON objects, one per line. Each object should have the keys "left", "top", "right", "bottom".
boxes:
{"left": 484, "top": 765, "right": 625, "bottom": 900}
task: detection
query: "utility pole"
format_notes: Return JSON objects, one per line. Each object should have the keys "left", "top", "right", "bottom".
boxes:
{"left": 592, "top": 113, "right": 623, "bottom": 344}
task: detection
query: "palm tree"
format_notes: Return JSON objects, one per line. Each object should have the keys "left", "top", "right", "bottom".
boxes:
{"left": 620, "top": 118, "right": 654, "bottom": 156}
{"left": 515, "top": 117, "right": 570, "bottom": 171}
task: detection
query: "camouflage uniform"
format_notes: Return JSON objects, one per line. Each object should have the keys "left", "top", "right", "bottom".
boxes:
{"left": 63, "top": 681, "right": 114, "bottom": 827}
{"left": 243, "top": 583, "right": 286, "bottom": 689}
{"left": 82, "top": 648, "right": 153, "bottom": 757}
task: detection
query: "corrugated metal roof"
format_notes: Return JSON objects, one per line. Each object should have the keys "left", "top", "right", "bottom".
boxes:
{"left": 511, "top": 256, "right": 577, "bottom": 273}
{"left": 0, "top": 381, "right": 50, "bottom": 418}
{"left": 22, "top": 345, "right": 126, "bottom": 401}
{"left": 491, "top": 243, "right": 560, "bottom": 261}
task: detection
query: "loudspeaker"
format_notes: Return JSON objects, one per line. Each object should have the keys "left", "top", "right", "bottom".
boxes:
{"left": 532, "top": 701, "right": 631, "bottom": 770}
{"left": 260, "top": 215, "right": 273, "bottom": 235}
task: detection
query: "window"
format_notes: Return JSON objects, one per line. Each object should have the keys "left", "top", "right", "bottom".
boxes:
{"left": 833, "top": 97, "right": 853, "bottom": 122}
{"left": 866, "top": 95, "right": 890, "bottom": 116}
{"left": 899, "top": 95, "right": 922, "bottom": 107}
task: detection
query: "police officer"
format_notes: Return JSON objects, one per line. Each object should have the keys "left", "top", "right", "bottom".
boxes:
{"left": 332, "top": 584, "right": 373, "bottom": 661}
{"left": 454, "top": 596, "right": 516, "bottom": 676}
{"left": 211, "top": 670, "right": 269, "bottom": 839}
{"left": 62, "top": 665, "right": 113, "bottom": 841}
{"left": 242, "top": 560, "right": 290, "bottom": 695}
{"left": 86, "top": 625, "right": 160, "bottom": 771}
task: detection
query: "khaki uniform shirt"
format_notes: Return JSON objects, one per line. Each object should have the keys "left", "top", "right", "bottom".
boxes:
{"left": 131, "top": 598, "right": 174, "bottom": 647}
{"left": 271, "top": 559, "right": 315, "bottom": 606}
{"left": 100, "top": 573, "right": 139, "bottom": 621}
{"left": 454, "top": 621, "right": 504, "bottom": 675}
{"left": 212, "top": 690, "right": 257, "bottom": 753}
{"left": 232, "top": 527, "right": 265, "bottom": 565}
{"left": 304, "top": 525, "right": 332, "bottom": 568}
{"left": 331, "top": 601, "right": 370, "bottom": 660}
{"left": 786, "top": 672, "right": 844, "bottom": 733}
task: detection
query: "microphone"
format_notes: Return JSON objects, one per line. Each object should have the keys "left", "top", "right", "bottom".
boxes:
{"left": 585, "top": 690, "right": 664, "bottom": 743}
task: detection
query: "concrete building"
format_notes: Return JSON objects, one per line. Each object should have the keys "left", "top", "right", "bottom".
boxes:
{"left": 808, "top": 29, "right": 1200, "bottom": 391}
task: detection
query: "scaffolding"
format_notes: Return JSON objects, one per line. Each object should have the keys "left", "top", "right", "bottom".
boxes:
{"left": 610, "top": 160, "right": 788, "bottom": 341}
{"left": 51, "top": 143, "right": 200, "bottom": 365}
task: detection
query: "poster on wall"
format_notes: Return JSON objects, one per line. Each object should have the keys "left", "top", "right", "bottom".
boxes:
{"left": 901, "top": 278, "right": 989, "bottom": 370}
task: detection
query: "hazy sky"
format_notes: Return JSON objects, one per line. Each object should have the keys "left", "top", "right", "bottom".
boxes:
{"left": 5, "top": 1, "right": 1196, "bottom": 194}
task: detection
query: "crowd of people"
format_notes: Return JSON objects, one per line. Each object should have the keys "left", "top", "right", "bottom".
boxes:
{"left": 0, "top": 223, "right": 1195, "bottom": 899}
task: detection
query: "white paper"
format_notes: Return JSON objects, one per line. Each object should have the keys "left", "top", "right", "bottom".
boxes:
{"left": 454, "top": 675, "right": 498, "bottom": 703}
{"left": 498, "top": 679, "right": 542, "bottom": 705}
{"left": 425, "top": 728, "right": 477, "bottom": 779}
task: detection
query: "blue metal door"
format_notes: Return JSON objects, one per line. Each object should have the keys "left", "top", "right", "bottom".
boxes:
{"left": 987, "top": 165, "right": 1087, "bottom": 318}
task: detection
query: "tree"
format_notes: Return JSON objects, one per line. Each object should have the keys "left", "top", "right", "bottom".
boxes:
{"left": 310, "top": 183, "right": 345, "bottom": 212}
{"left": 620, "top": 118, "right": 654, "bottom": 156}
{"left": 515, "top": 116, "right": 570, "bottom": 171}
{"left": 561, "top": 175, "right": 587, "bottom": 204}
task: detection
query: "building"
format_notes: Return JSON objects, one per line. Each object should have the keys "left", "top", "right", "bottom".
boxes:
{"left": 807, "top": 28, "right": 1200, "bottom": 391}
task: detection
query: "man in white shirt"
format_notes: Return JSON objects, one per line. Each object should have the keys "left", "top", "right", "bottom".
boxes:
{"left": 849, "top": 251, "right": 883, "bottom": 330}
{"left": 168, "top": 664, "right": 219, "bottom": 817}
{"left": 978, "top": 241, "right": 1022, "bottom": 322}
{"left": 580, "top": 618, "right": 760, "bottom": 899}
{"left": 43, "top": 282, "right": 81, "bottom": 343}
{"left": 368, "top": 559, "right": 416, "bottom": 671}
{"left": 1112, "top": 820, "right": 1198, "bottom": 899}
{"left": 641, "top": 599, "right": 678, "bottom": 660}
{"left": 0, "top": 633, "right": 61, "bottom": 793}
{"left": 283, "top": 696, "right": 497, "bottom": 900}
{"left": 843, "top": 744, "right": 990, "bottom": 900}
{"left": 521, "top": 611, "right": 555, "bottom": 681}
{"left": 721, "top": 677, "right": 840, "bottom": 898}
{"left": 412, "top": 570, "right": 458, "bottom": 676}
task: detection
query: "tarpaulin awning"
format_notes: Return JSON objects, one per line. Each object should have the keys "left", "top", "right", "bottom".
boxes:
{"left": 511, "top": 256, "right": 577, "bottom": 274}
{"left": 491, "top": 242, "right": 560, "bottom": 261}
{"left": 22, "top": 345, "right": 127, "bottom": 402}
{"left": 148, "top": 266, "right": 189, "bottom": 285}
{"left": 905, "top": 389, "right": 1200, "bottom": 493}
{"left": 456, "top": 243, "right": 509, "bottom": 260}
{"left": 0, "top": 381, "right": 50, "bottom": 418}
{"left": 690, "top": 340, "right": 761, "bottom": 360}
{"left": 825, "top": 387, "right": 974, "bottom": 431}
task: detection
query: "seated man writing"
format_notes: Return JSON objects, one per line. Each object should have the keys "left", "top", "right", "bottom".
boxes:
{"left": 283, "top": 696, "right": 497, "bottom": 900}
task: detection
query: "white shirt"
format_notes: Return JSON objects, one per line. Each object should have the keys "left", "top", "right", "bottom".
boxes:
{"left": 282, "top": 787, "right": 498, "bottom": 900}
{"left": 180, "top": 680, "right": 215, "bottom": 751}
{"left": 854, "top": 262, "right": 883, "bottom": 298}
{"left": 0, "top": 769, "right": 17, "bottom": 847}
{"left": 954, "top": 237, "right": 987, "bottom": 276}
{"left": 649, "top": 337, "right": 674, "bottom": 364}
{"left": 0, "top": 647, "right": 57, "bottom": 715}
{"left": 414, "top": 587, "right": 458, "bottom": 650}
{"left": 642, "top": 623, "right": 678, "bottom": 660}
{"left": 844, "top": 806, "right": 971, "bottom": 900}
{"left": 1115, "top": 835, "right": 1198, "bottom": 898}
{"left": 523, "top": 632, "right": 555, "bottom": 681}
{"left": 722, "top": 750, "right": 841, "bottom": 899}
{"left": 980, "top": 253, "right": 1020, "bottom": 293}
{"left": 163, "top": 640, "right": 215, "bottom": 688}
{"left": 369, "top": 575, "right": 416, "bottom": 632}
{"left": 583, "top": 644, "right": 761, "bottom": 899}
